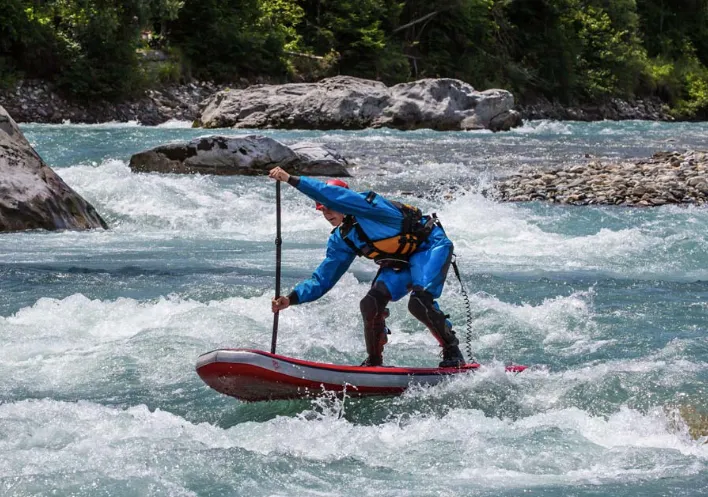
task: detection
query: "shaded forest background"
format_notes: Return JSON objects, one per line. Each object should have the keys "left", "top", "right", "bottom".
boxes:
{"left": 1, "top": 0, "right": 707, "bottom": 118}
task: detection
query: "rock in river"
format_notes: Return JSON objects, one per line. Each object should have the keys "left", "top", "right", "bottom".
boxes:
{"left": 0, "top": 105, "right": 108, "bottom": 232}
{"left": 197, "top": 76, "right": 522, "bottom": 132}
{"left": 129, "top": 135, "right": 351, "bottom": 176}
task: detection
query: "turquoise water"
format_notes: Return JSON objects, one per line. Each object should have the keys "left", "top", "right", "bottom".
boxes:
{"left": 1, "top": 120, "right": 707, "bottom": 496}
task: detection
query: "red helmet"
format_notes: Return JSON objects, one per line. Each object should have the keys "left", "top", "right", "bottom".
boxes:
{"left": 316, "top": 178, "right": 350, "bottom": 210}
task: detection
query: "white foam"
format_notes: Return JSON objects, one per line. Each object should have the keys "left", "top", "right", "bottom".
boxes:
{"left": 437, "top": 192, "right": 708, "bottom": 280}
{"left": 156, "top": 119, "right": 194, "bottom": 129}
{"left": 519, "top": 356, "right": 707, "bottom": 416}
{"left": 5, "top": 397, "right": 697, "bottom": 490}
{"left": 55, "top": 120, "right": 142, "bottom": 128}
{"left": 512, "top": 120, "right": 573, "bottom": 135}
{"left": 54, "top": 160, "right": 323, "bottom": 238}
{"left": 53, "top": 398, "right": 708, "bottom": 480}
{"left": 38, "top": 153, "right": 708, "bottom": 281}
{"left": 0, "top": 293, "right": 280, "bottom": 394}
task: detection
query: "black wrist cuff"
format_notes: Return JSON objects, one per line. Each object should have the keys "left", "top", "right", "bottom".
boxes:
{"left": 287, "top": 291, "right": 299, "bottom": 305}
{"left": 287, "top": 175, "right": 300, "bottom": 187}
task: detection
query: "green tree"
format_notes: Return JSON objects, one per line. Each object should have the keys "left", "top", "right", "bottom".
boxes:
{"left": 259, "top": 0, "right": 305, "bottom": 52}
{"left": 503, "top": 0, "right": 648, "bottom": 101}
{"left": 53, "top": 0, "right": 153, "bottom": 99}
{"left": 167, "top": 0, "right": 288, "bottom": 82}
{"left": 392, "top": 0, "right": 502, "bottom": 87}
{"left": 0, "top": 0, "right": 64, "bottom": 82}
{"left": 502, "top": 0, "right": 580, "bottom": 101}
{"left": 636, "top": 0, "right": 708, "bottom": 116}
{"left": 571, "top": 1, "right": 647, "bottom": 98}
{"left": 297, "top": 0, "right": 408, "bottom": 82}
{"left": 2, "top": 0, "right": 707, "bottom": 115}
{"left": 1, "top": 0, "right": 159, "bottom": 98}
{"left": 637, "top": 0, "right": 708, "bottom": 63}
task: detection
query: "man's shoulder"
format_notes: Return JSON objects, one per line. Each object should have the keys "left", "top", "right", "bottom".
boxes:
{"left": 328, "top": 226, "right": 346, "bottom": 242}
{"left": 327, "top": 221, "right": 359, "bottom": 253}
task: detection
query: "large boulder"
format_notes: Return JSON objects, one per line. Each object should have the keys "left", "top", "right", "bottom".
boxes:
{"left": 0, "top": 105, "right": 107, "bottom": 232}
{"left": 129, "top": 135, "right": 351, "bottom": 176}
{"left": 197, "top": 76, "right": 522, "bottom": 132}
{"left": 375, "top": 80, "right": 522, "bottom": 131}
{"left": 198, "top": 77, "right": 390, "bottom": 130}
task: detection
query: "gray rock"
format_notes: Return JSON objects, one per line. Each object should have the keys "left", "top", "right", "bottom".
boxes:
{"left": 197, "top": 76, "right": 521, "bottom": 132}
{"left": 198, "top": 77, "right": 389, "bottom": 130}
{"left": 488, "top": 109, "right": 523, "bottom": 132}
{"left": 289, "top": 141, "right": 351, "bottom": 176}
{"left": 129, "top": 135, "right": 351, "bottom": 177}
{"left": 0, "top": 105, "right": 108, "bottom": 232}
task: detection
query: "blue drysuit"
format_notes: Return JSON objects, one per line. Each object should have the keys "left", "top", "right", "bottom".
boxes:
{"left": 288, "top": 176, "right": 454, "bottom": 305}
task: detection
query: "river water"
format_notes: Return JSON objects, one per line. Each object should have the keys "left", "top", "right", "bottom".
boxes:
{"left": 1, "top": 120, "right": 707, "bottom": 496}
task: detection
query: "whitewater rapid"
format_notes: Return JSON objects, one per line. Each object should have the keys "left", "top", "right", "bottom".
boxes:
{"left": 1, "top": 120, "right": 706, "bottom": 496}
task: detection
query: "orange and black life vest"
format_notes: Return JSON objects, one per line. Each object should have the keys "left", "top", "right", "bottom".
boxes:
{"left": 339, "top": 193, "right": 438, "bottom": 268}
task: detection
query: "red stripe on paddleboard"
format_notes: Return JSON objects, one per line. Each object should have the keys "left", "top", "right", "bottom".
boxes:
{"left": 197, "top": 361, "right": 408, "bottom": 401}
{"left": 195, "top": 349, "right": 528, "bottom": 401}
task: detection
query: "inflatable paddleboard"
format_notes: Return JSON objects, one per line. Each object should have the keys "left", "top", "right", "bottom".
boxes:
{"left": 196, "top": 349, "right": 527, "bottom": 402}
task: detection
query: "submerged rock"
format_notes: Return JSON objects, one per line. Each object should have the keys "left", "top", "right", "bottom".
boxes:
{"left": 197, "top": 76, "right": 521, "bottom": 132}
{"left": 128, "top": 135, "right": 351, "bottom": 176}
{"left": 495, "top": 150, "right": 707, "bottom": 207}
{"left": 0, "top": 105, "right": 108, "bottom": 232}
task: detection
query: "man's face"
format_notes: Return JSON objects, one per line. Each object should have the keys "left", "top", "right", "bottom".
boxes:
{"left": 320, "top": 206, "right": 344, "bottom": 226}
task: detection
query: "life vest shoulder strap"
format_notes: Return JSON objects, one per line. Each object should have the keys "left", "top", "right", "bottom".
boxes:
{"left": 389, "top": 201, "right": 423, "bottom": 234}
{"left": 337, "top": 216, "right": 386, "bottom": 259}
{"left": 338, "top": 216, "right": 364, "bottom": 255}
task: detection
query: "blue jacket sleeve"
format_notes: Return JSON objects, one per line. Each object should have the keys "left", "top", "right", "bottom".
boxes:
{"left": 291, "top": 229, "right": 356, "bottom": 305}
{"left": 295, "top": 176, "right": 403, "bottom": 228}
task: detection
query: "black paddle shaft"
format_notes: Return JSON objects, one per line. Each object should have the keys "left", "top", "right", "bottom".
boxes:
{"left": 271, "top": 181, "right": 282, "bottom": 354}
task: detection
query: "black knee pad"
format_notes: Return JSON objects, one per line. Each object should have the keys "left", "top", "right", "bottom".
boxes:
{"left": 360, "top": 283, "right": 391, "bottom": 322}
{"left": 408, "top": 290, "right": 445, "bottom": 328}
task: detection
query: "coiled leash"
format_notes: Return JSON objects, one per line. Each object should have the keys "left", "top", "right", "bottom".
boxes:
{"left": 428, "top": 213, "right": 478, "bottom": 364}
{"left": 450, "top": 254, "right": 478, "bottom": 364}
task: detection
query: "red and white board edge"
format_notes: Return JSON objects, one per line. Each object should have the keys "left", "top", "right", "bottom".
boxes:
{"left": 196, "top": 348, "right": 527, "bottom": 402}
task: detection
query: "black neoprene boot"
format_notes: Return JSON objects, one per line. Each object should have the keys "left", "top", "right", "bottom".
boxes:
{"left": 360, "top": 307, "right": 390, "bottom": 367}
{"left": 439, "top": 342, "right": 465, "bottom": 368}
{"left": 360, "top": 324, "right": 388, "bottom": 367}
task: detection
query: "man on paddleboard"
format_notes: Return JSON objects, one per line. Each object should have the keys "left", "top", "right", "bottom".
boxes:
{"left": 269, "top": 167, "right": 465, "bottom": 368}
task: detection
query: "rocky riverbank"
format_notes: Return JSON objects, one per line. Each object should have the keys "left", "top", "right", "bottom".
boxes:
{"left": 495, "top": 151, "right": 707, "bottom": 206}
{"left": 516, "top": 95, "right": 675, "bottom": 121}
{"left": 0, "top": 80, "right": 223, "bottom": 125}
{"left": 0, "top": 79, "right": 679, "bottom": 125}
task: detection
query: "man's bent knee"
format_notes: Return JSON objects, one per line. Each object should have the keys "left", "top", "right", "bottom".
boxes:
{"left": 407, "top": 289, "right": 436, "bottom": 321}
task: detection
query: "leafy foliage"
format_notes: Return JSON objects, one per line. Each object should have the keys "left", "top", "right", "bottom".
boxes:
{"left": 167, "top": 0, "right": 288, "bottom": 82}
{"left": 294, "top": 0, "right": 407, "bottom": 81}
{"left": 0, "top": 0, "right": 706, "bottom": 115}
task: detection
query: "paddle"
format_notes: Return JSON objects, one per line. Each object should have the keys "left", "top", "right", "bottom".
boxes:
{"left": 271, "top": 181, "right": 282, "bottom": 353}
